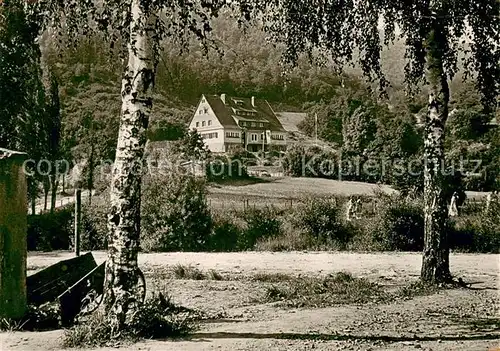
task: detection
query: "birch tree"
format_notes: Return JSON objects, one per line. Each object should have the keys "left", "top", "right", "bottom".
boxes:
{"left": 246, "top": 0, "right": 499, "bottom": 283}
{"left": 27, "top": 0, "right": 249, "bottom": 330}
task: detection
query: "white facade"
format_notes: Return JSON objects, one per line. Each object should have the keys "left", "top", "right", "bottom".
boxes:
{"left": 189, "top": 96, "right": 226, "bottom": 153}
{"left": 189, "top": 94, "right": 288, "bottom": 153}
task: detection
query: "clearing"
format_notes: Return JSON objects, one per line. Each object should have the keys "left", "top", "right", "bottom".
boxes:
{"left": 2, "top": 251, "right": 499, "bottom": 350}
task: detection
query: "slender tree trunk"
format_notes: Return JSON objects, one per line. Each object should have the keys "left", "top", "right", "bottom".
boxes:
{"left": 87, "top": 144, "right": 94, "bottom": 205}
{"left": 28, "top": 177, "right": 36, "bottom": 215}
{"left": 420, "top": 23, "right": 452, "bottom": 284}
{"left": 31, "top": 193, "right": 36, "bottom": 216}
{"left": 50, "top": 175, "right": 58, "bottom": 213}
{"left": 43, "top": 178, "right": 49, "bottom": 212}
{"left": 103, "top": 0, "right": 156, "bottom": 331}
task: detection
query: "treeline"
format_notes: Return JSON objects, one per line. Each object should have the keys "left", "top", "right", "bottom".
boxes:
{"left": 0, "top": 2, "right": 66, "bottom": 213}
{"left": 2, "top": 6, "right": 497, "bottom": 201}
{"left": 292, "top": 79, "right": 499, "bottom": 192}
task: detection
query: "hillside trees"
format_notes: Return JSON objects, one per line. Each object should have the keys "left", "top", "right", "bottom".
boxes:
{"left": 27, "top": 0, "right": 254, "bottom": 331}
{"left": 0, "top": 0, "right": 65, "bottom": 214}
{"left": 0, "top": 0, "right": 43, "bottom": 149}
{"left": 43, "top": 73, "right": 63, "bottom": 212}
{"left": 252, "top": 0, "right": 499, "bottom": 284}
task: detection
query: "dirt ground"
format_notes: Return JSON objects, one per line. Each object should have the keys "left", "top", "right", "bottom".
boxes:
{"left": 2, "top": 251, "right": 499, "bottom": 351}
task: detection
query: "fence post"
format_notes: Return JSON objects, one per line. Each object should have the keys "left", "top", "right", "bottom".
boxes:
{"left": 74, "top": 189, "right": 82, "bottom": 257}
{"left": 0, "top": 149, "right": 28, "bottom": 319}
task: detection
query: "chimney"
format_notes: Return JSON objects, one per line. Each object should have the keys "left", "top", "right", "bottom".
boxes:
{"left": 251, "top": 96, "right": 255, "bottom": 107}
{"left": 221, "top": 93, "right": 227, "bottom": 105}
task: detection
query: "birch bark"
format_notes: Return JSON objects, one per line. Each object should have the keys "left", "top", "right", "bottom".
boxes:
{"left": 104, "top": 0, "right": 155, "bottom": 329}
{"left": 420, "top": 22, "right": 452, "bottom": 284}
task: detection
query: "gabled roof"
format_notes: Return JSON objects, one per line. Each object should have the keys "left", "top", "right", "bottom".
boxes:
{"left": 204, "top": 95, "right": 286, "bottom": 132}
{"left": 275, "top": 112, "right": 307, "bottom": 133}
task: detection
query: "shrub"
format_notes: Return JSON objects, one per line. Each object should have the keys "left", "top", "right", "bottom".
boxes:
{"left": 238, "top": 206, "right": 283, "bottom": 250}
{"left": 63, "top": 293, "right": 194, "bottom": 347}
{"left": 206, "top": 155, "right": 248, "bottom": 182}
{"left": 282, "top": 145, "right": 339, "bottom": 179}
{"left": 368, "top": 195, "right": 424, "bottom": 251}
{"left": 141, "top": 173, "right": 212, "bottom": 252}
{"left": 171, "top": 264, "right": 206, "bottom": 280}
{"left": 81, "top": 197, "right": 108, "bottom": 250}
{"left": 255, "top": 228, "right": 311, "bottom": 252}
{"left": 27, "top": 205, "right": 73, "bottom": 251}
{"left": 208, "top": 211, "right": 242, "bottom": 252}
{"left": 292, "top": 198, "right": 354, "bottom": 249}
{"left": 451, "top": 215, "right": 500, "bottom": 253}
{"left": 0, "top": 302, "right": 61, "bottom": 331}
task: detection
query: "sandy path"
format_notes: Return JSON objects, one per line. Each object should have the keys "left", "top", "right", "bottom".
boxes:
{"left": 2, "top": 252, "right": 498, "bottom": 351}
{"left": 27, "top": 251, "right": 500, "bottom": 283}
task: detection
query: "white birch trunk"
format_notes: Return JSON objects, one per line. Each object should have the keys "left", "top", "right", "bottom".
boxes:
{"left": 420, "top": 24, "right": 452, "bottom": 284}
{"left": 104, "top": 0, "right": 156, "bottom": 330}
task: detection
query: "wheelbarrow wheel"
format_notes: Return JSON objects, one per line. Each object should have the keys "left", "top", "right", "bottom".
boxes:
{"left": 80, "top": 289, "right": 104, "bottom": 315}
{"left": 79, "top": 267, "right": 146, "bottom": 316}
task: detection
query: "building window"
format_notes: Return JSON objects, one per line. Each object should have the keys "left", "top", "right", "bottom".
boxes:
{"left": 208, "top": 120, "right": 212, "bottom": 126}
{"left": 199, "top": 110, "right": 203, "bottom": 115}
{"left": 259, "top": 123, "right": 264, "bottom": 127}
{"left": 271, "top": 134, "right": 285, "bottom": 141}
{"left": 204, "top": 108, "right": 209, "bottom": 114}
{"left": 251, "top": 122, "right": 256, "bottom": 127}
{"left": 202, "top": 121, "right": 206, "bottom": 127}
{"left": 226, "top": 132, "right": 240, "bottom": 138}
{"left": 202, "top": 132, "right": 218, "bottom": 139}
{"left": 261, "top": 133, "right": 264, "bottom": 140}
{"left": 196, "top": 122, "right": 199, "bottom": 128}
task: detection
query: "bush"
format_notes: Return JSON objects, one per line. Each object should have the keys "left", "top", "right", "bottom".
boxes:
{"left": 206, "top": 155, "right": 249, "bottom": 182}
{"left": 238, "top": 206, "right": 283, "bottom": 250}
{"left": 282, "top": 145, "right": 339, "bottom": 179}
{"left": 63, "top": 292, "right": 194, "bottom": 348}
{"left": 451, "top": 215, "right": 500, "bottom": 253}
{"left": 0, "top": 302, "right": 61, "bottom": 331}
{"left": 141, "top": 173, "right": 212, "bottom": 252}
{"left": 27, "top": 205, "right": 73, "bottom": 251}
{"left": 81, "top": 197, "right": 108, "bottom": 250}
{"left": 255, "top": 225, "right": 311, "bottom": 252}
{"left": 368, "top": 195, "right": 424, "bottom": 251}
{"left": 292, "top": 198, "right": 354, "bottom": 249}
{"left": 208, "top": 212, "right": 242, "bottom": 252}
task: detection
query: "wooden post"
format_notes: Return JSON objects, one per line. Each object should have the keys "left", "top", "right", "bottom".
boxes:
{"left": 0, "top": 148, "right": 28, "bottom": 319}
{"left": 74, "top": 189, "right": 82, "bottom": 257}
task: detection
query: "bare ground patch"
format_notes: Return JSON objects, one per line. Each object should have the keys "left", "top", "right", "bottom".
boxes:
{"left": 3, "top": 252, "right": 499, "bottom": 350}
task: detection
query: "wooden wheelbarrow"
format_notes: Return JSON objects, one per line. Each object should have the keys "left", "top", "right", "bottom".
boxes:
{"left": 27, "top": 253, "right": 146, "bottom": 326}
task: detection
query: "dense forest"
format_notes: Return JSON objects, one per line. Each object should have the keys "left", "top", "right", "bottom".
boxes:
{"left": 4, "top": 11, "right": 499, "bottom": 193}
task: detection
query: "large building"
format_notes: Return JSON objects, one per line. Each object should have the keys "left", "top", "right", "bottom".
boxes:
{"left": 188, "top": 94, "right": 287, "bottom": 153}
